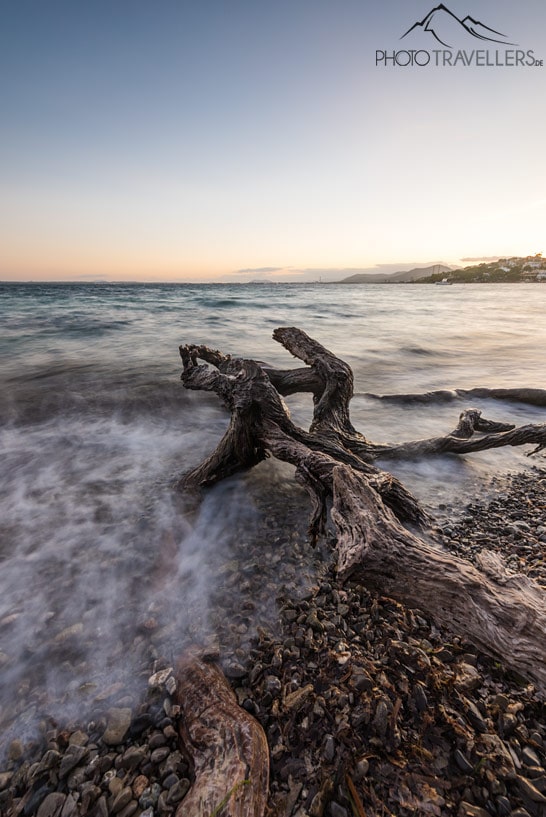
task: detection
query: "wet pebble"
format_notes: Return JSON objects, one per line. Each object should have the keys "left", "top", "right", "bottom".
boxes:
{"left": 166, "top": 778, "right": 190, "bottom": 805}
{"left": 59, "top": 745, "right": 89, "bottom": 779}
{"left": 150, "top": 746, "right": 170, "bottom": 765}
{"left": 121, "top": 745, "right": 148, "bottom": 770}
{"left": 36, "top": 792, "right": 67, "bottom": 817}
{"left": 102, "top": 708, "right": 132, "bottom": 746}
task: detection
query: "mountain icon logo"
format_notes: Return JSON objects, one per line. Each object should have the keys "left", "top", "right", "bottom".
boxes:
{"left": 401, "top": 4, "right": 516, "bottom": 48}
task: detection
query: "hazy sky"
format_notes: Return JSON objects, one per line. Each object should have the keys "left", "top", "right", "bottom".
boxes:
{"left": 1, "top": 0, "right": 545, "bottom": 281}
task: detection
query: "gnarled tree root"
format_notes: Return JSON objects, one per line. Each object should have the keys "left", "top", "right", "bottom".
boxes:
{"left": 176, "top": 328, "right": 546, "bottom": 692}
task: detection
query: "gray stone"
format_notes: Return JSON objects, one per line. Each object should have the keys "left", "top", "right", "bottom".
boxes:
{"left": 493, "top": 694, "right": 511, "bottom": 711}
{"left": 352, "top": 669, "right": 373, "bottom": 692}
{"left": 92, "top": 795, "right": 109, "bottom": 817}
{"left": 522, "top": 746, "right": 542, "bottom": 767}
{"left": 163, "top": 724, "right": 177, "bottom": 742}
{"left": 165, "top": 675, "right": 177, "bottom": 695}
{"left": 33, "top": 749, "right": 62, "bottom": 779}
{"left": 322, "top": 735, "right": 335, "bottom": 763}
{"left": 527, "top": 775, "right": 546, "bottom": 792}
{"left": 111, "top": 786, "right": 133, "bottom": 813}
{"left": 354, "top": 758, "right": 369, "bottom": 779}
{"left": 495, "top": 796, "right": 511, "bottom": 817}
{"left": 455, "top": 663, "right": 482, "bottom": 692}
{"left": 157, "top": 790, "right": 170, "bottom": 813}
{"left": 264, "top": 675, "right": 282, "bottom": 695}
{"left": 108, "top": 776, "right": 124, "bottom": 796}
{"left": 139, "top": 783, "right": 162, "bottom": 810}
{"left": 151, "top": 746, "right": 170, "bottom": 765}
{"left": 68, "top": 730, "right": 89, "bottom": 747}
{"left": 8, "top": 739, "right": 24, "bottom": 761}
{"left": 36, "top": 793, "right": 67, "bottom": 817}
{"left": 515, "top": 774, "right": 546, "bottom": 802}
{"left": 463, "top": 700, "right": 488, "bottom": 733}
{"left": 102, "top": 708, "right": 132, "bottom": 746}
{"left": 159, "top": 749, "right": 185, "bottom": 779}
{"left": 117, "top": 800, "right": 139, "bottom": 817}
{"left": 502, "top": 712, "right": 518, "bottom": 736}
{"left": 413, "top": 684, "right": 428, "bottom": 712}
{"left": 454, "top": 749, "right": 474, "bottom": 774}
{"left": 458, "top": 803, "right": 490, "bottom": 817}
{"left": 224, "top": 661, "right": 247, "bottom": 679}
{"left": 59, "top": 745, "right": 89, "bottom": 779}
{"left": 60, "top": 794, "right": 78, "bottom": 817}
{"left": 148, "top": 668, "right": 174, "bottom": 689}
{"left": 162, "top": 773, "right": 179, "bottom": 790}
{"left": 53, "top": 623, "right": 83, "bottom": 643}
{"left": 328, "top": 803, "right": 349, "bottom": 817}
{"left": 166, "top": 778, "right": 191, "bottom": 805}
{"left": 372, "top": 699, "right": 389, "bottom": 737}
{"left": 121, "top": 746, "right": 147, "bottom": 770}
{"left": 66, "top": 767, "right": 87, "bottom": 791}
{"left": 80, "top": 783, "right": 101, "bottom": 811}
{"left": 148, "top": 731, "right": 167, "bottom": 750}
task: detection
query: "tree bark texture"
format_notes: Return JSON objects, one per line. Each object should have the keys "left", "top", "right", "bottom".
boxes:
{"left": 175, "top": 652, "right": 269, "bottom": 817}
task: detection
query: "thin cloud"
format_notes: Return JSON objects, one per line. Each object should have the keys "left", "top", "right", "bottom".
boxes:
{"left": 233, "top": 267, "right": 285, "bottom": 275}
{"left": 460, "top": 256, "right": 502, "bottom": 263}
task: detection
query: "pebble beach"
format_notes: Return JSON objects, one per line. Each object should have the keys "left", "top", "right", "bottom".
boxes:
{"left": 1, "top": 464, "right": 545, "bottom": 817}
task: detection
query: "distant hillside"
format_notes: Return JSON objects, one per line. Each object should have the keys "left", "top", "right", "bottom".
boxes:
{"left": 414, "top": 255, "right": 546, "bottom": 284}
{"left": 340, "top": 264, "right": 453, "bottom": 284}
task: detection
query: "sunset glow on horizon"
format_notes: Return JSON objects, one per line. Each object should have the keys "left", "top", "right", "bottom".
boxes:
{"left": 1, "top": 0, "right": 545, "bottom": 283}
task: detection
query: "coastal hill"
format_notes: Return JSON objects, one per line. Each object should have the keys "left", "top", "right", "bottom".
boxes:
{"left": 338, "top": 255, "right": 546, "bottom": 284}
{"left": 415, "top": 255, "right": 546, "bottom": 284}
{"left": 340, "top": 263, "right": 453, "bottom": 283}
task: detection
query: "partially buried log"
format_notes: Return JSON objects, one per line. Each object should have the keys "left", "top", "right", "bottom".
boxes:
{"left": 177, "top": 328, "right": 546, "bottom": 691}
{"left": 175, "top": 651, "right": 269, "bottom": 817}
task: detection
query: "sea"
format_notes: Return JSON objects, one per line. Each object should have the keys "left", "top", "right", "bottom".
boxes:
{"left": 1, "top": 281, "right": 545, "bottom": 749}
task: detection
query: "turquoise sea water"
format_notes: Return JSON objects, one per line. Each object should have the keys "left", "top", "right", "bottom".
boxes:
{"left": 1, "top": 281, "right": 545, "bottom": 746}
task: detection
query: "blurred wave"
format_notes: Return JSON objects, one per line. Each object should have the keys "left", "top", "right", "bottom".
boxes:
{"left": 1, "top": 280, "right": 545, "bottom": 750}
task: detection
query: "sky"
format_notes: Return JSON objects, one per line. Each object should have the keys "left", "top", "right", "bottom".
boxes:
{"left": 1, "top": 0, "right": 545, "bottom": 282}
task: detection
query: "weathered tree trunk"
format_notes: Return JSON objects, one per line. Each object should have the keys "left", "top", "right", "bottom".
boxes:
{"left": 330, "top": 464, "right": 546, "bottom": 686}
{"left": 177, "top": 328, "right": 546, "bottom": 691}
{"left": 175, "top": 652, "right": 269, "bottom": 817}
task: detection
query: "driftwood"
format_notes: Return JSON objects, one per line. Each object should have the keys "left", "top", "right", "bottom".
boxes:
{"left": 175, "top": 652, "right": 269, "bottom": 817}
{"left": 177, "top": 328, "right": 546, "bottom": 691}
{"left": 362, "top": 386, "right": 546, "bottom": 406}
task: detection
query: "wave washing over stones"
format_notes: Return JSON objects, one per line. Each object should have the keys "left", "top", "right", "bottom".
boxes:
{"left": 1, "top": 466, "right": 545, "bottom": 817}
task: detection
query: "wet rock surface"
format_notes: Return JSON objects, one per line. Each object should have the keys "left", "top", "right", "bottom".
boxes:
{"left": 1, "top": 466, "right": 545, "bottom": 816}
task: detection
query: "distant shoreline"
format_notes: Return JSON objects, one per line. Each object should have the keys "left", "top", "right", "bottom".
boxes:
{"left": 2, "top": 279, "right": 546, "bottom": 287}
